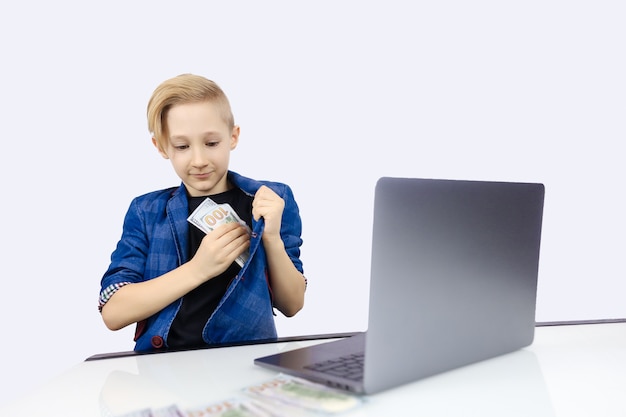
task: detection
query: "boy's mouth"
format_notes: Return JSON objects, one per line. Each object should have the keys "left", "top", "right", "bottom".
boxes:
{"left": 192, "top": 172, "right": 211, "bottom": 179}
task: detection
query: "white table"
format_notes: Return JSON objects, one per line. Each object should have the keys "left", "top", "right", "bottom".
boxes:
{"left": 1, "top": 322, "right": 625, "bottom": 416}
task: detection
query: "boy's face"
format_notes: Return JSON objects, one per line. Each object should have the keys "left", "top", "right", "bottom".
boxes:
{"left": 154, "top": 101, "right": 239, "bottom": 197}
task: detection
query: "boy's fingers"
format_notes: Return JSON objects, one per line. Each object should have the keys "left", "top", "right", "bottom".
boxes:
{"left": 211, "top": 222, "right": 243, "bottom": 238}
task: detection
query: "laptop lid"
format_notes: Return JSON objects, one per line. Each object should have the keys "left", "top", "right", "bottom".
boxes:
{"left": 255, "top": 177, "right": 545, "bottom": 395}
{"left": 362, "top": 177, "right": 544, "bottom": 393}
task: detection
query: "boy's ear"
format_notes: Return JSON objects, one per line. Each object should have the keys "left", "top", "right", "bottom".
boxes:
{"left": 152, "top": 137, "right": 169, "bottom": 159}
{"left": 230, "top": 125, "right": 240, "bottom": 150}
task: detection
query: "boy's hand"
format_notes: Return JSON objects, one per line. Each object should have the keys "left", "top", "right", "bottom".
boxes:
{"left": 252, "top": 186, "right": 284, "bottom": 241}
{"left": 191, "top": 222, "right": 250, "bottom": 281}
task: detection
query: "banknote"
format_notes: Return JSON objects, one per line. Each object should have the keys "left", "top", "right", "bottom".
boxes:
{"left": 187, "top": 198, "right": 249, "bottom": 233}
{"left": 116, "top": 408, "right": 153, "bottom": 417}
{"left": 117, "top": 404, "right": 185, "bottom": 417}
{"left": 152, "top": 404, "right": 186, "bottom": 417}
{"left": 184, "top": 398, "right": 271, "bottom": 417}
{"left": 187, "top": 197, "right": 251, "bottom": 267}
{"left": 117, "top": 375, "right": 362, "bottom": 417}
{"left": 242, "top": 374, "right": 363, "bottom": 415}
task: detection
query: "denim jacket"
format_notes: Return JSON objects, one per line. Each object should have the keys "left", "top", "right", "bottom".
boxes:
{"left": 100, "top": 171, "right": 304, "bottom": 351}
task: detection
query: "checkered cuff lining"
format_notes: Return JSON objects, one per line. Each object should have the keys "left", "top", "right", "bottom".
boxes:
{"left": 98, "top": 282, "right": 131, "bottom": 312}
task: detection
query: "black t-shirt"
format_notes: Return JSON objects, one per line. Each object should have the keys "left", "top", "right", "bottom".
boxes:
{"left": 167, "top": 187, "right": 253, "bottom": 349}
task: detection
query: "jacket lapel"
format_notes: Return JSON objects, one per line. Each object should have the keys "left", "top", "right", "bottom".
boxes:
{"left": 167, "top": 184, "right": 190, "bottom": 264}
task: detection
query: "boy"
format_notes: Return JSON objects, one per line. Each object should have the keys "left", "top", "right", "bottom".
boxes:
{"left": 99, "top": 74, "right": 306, "bottom": 351}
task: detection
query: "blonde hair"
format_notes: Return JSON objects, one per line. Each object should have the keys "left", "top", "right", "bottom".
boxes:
{"left": 147, "top": 74, "right": 235, "bottom": 150}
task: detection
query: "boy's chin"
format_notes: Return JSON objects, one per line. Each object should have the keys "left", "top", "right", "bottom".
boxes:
{"left": 184, "top": 181, "right": 222, "bottom": 197}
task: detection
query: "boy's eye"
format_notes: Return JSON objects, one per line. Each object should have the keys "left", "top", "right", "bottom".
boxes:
{"left": 207, "top": 141, "right": 219, "bottom": 147}
{"left": 174, "top": 144, "right": 189, "bottom": 150}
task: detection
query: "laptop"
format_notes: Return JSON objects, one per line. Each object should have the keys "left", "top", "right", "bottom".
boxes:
{"left": 255, "top": 177, "right": 545, "bottom": 395}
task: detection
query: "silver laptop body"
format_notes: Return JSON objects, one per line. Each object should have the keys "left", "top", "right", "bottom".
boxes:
{"left": 255, "top": 177, "right": 545, "bottom": 395}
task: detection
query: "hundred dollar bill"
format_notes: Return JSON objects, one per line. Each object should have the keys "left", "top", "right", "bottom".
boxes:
{"left": 242, "top": 374, "right": 363, "bottom": 415}
{"left": 187, "top": 198, "right": 247, "bottom": 233}
{"left": 185, "top": 397, "right": 271, "bottom": 417}
{"left": 187, "top": 197, "right": 251, "bottom": 268}
{"left": 117, "top": 408, "right": 153, "bottom": 417}
{"left": 238, "top": 396, "right": 331, "bottom": 417}
{"left": 117, "top": 404, "right": 185, "bottom": 417}
{"left": 152, "top": 404, "right": 186, "bottom": 417}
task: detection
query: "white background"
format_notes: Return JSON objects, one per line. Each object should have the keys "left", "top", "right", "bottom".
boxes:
{"left": 0, "top": 0, "right": 624, "bottom": 408}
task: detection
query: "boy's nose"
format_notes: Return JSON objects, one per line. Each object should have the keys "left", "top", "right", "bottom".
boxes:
{"left": 191, "top": 149, "right": 209, "bottom": 167}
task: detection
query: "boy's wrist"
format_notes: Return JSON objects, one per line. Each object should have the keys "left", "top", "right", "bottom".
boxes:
{"left": 182, "top": 260, "right": 210, "bottom": 286}
{"left": 262, "top": 234, "right": 285, "bottom": 251}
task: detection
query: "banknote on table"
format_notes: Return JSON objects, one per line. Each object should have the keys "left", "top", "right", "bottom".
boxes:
{"left": 117, "top": 404, "right": 185, "bottom": 417}
{"left": 241, "top": 374, "right": 364, "bottom": 415}
{"left": 184, "top": 397, "right": 273, "bottom": 417}
{"left": 187, "top": 197, "right": 251, "bottom": 267}
{"left": 152, "top": 404, "right": 186, "bottom": 417}
{"left": 116, "top": 408, "right": 153, "bottom": 417}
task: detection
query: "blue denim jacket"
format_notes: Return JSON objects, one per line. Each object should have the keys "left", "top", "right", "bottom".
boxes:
{"left": 100, "top": 171, "right": 304, "bottom": 351}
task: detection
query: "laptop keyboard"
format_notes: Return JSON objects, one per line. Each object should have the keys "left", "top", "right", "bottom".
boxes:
{"left": 304, "top": 352, "right": 365, "bottom": 381}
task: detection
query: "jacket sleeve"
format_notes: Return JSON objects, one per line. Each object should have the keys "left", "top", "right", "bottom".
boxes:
{"left": 276, "top": 183, "right": 304, "bottom": 274}
{"left": 98, "top": 198, "right": 149, "bottom": 310}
